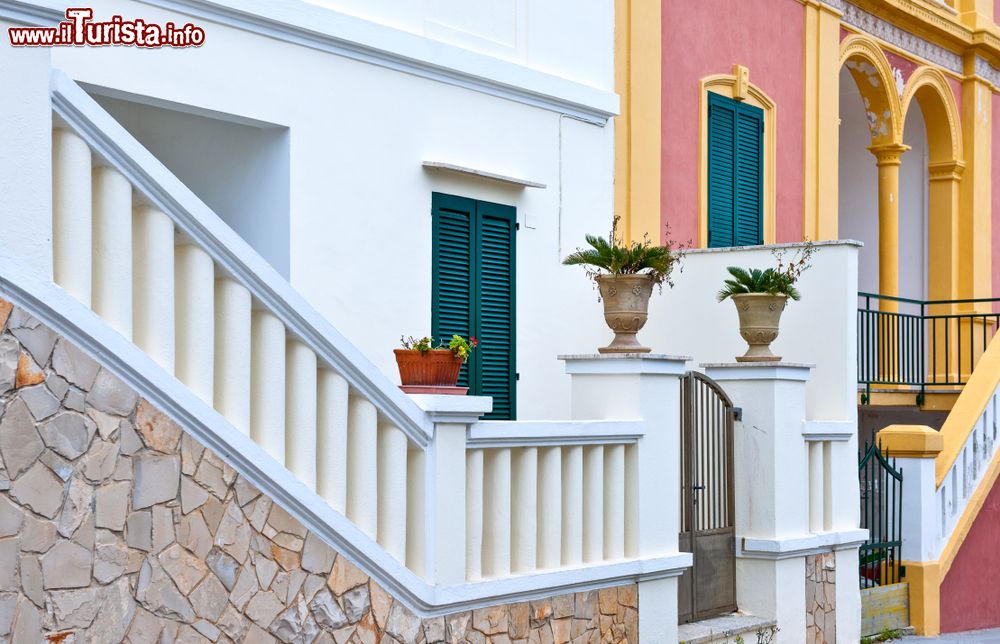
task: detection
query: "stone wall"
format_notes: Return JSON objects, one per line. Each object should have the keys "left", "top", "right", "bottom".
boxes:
{"left": 0, "top": 299, "right": 639, "bottom": 643}
{"left": 805, "top": 553, "right": 836, "bottom": 644}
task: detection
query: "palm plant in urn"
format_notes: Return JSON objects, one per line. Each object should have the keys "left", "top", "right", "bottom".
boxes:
{"left": 563, "top": 217, "right": 683, "bottom": 353}
{"left": 716, "top": 243, "right": 814, "bottom": 362}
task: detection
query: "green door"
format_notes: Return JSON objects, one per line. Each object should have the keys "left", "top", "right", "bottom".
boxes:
{"left": 707, "top": 92, "right": 764, "bottom": 248}
{"left": 431, "top": 193, "right": 517, "bottom": 420}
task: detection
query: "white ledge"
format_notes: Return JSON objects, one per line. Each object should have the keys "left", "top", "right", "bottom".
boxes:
{"left": 0, "top": 0, "right": 63, "bottom": 26}
{"left": 409, "top": 394, "right": 492, "bottom": 424}
{"left": 561, "top": 354, "right": 690, "bottom": 375}
{"left": 468, "top": 420, "right": 645, "bottom": 448}
{"left": 423, "top": 161, "right": 545, "bottom": 189}
{"left": 802, "top": 420, "right": 855, "bottom": 442}
{"left": 136, "top": 0, "right": 618, "bottom": 125}
{"left": 702, "top": 363, "right": 815, "bottom": 382}
{"left": 739, "top": 529, "right": 869, "bottom": 560}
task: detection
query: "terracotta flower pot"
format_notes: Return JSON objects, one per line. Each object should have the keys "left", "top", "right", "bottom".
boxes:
{"left": 595, "top": 274, "right": 654, "bottom": 354}
{"left": 394, "top": 349, "right": 468, "bottom": 395}
{"left": 731, "top": 293, "right": 788, "bottom": 362}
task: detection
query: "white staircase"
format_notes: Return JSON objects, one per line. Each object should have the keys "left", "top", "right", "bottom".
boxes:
{"left": 21, "top": 68, "right": 690, "bottom": 617}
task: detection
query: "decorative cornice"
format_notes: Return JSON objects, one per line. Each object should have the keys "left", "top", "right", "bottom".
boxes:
{"left": 835, "top": 1, "right": 964, "bottom": 73}
{"left": 136, "top": 0, "right": 617, "bottom": 125}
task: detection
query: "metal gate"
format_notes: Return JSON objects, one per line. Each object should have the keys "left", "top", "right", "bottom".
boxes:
{"left": 678, "top": 371, "right": 737, "bottom": 623}
{"left": 858, "top": 441, "right": 904, "bottom": 587}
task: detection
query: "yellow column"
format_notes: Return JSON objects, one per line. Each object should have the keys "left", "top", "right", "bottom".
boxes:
{"left": 802, "top": 0, "right": 842, "bottom": 241}
{"left": 959, "top": 58, "right": 992, "bottom": 304}
{"left": 869, "top": 143, "right": 909, "bottom": 310}
{"left": 927, "top": 161, "right": 964, "bottom": 383}
{"left": 614, "top": 0, "right": 661, "bottom": 243}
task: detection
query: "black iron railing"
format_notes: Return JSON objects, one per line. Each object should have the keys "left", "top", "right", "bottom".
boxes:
{"left": 859, "top": 441, "right": 903, "bottom": 588}
{"left": 858, "top": 293, "right": 1000, "bottom": 403}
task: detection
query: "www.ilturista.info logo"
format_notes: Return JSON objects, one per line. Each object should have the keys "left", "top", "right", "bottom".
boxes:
{"left": 8, "top": 8, "right": 206, "bottom": 47}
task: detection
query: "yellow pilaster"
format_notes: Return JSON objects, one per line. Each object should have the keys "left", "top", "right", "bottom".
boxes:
{"left": 869, "top": 143, "right": 910, "bottom": 311}
{"left": 956, "top": 0, "right": 994, "bottom": 31}
{"left": 803, "top": 0, "right": 842, "bottom": 241}
{"left": 614, "top": 0, "right": 661, "bottom": 243}
{"left": 959, "top": 57, "right": 992, "bottom": 305}
{"left": 901, "top": 561, "right": 942, "bottom": 636}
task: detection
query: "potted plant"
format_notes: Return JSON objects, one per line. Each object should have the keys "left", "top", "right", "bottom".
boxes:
{"left": 716, "top": 244, "right": 814, "bottom": 362}
{"left": 563, "top": 217, "right": 683, "bottom": 353}
{"left": 394, "top": 334, "right": 477, "bottom": 394}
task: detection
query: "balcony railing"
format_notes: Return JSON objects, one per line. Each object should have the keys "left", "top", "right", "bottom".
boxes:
{"left": 858, "top": 293, "right": 1000, "bottom": 403}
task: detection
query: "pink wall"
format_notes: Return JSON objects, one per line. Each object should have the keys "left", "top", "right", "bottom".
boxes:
{"left": 660, "top": 0, "right": 805, "bottom": 246}
{"left": 940, "top": 473, "right": 1000, "bottom": 631}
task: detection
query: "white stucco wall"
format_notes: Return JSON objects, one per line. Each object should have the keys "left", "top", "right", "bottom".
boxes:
{"left": 838, "top": 67, "right": 879, "bottom": 298}
{"left": 49, "top": 0, "right": 615, "bottom": 420}
{"left": 0, "top": 19, "right": 53, "bottom": 278}
{"left": 899, "top": 100, "right": 929, "bottom": 301}
{"left": 639, "top": 242, "right": 860, "bottom": 423}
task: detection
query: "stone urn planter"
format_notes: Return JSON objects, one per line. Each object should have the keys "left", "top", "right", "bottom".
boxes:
{"left": 731, "top": 293, "right": 788, "bottom": 362}
{"left": 394, "top": 349, "right": 468, "bottom": 394}
{"left": 595, "top": 274, "right": 654, "bottom": 353}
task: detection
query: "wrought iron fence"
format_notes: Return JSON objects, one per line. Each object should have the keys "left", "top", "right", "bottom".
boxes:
{"left": 858, "top": 293, "right": 1000, "bottom": 403}
{"left": 858, "top": 440, "right": 903, "bottom": 588}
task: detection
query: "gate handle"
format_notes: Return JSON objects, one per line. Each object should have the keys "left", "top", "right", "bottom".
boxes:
{"left": 692, "top": 485, "right": 705, "bottom": 491}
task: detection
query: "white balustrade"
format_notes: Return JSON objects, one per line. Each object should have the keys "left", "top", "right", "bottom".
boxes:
{"left": 251, "top": 310, "right": 286, "bottom": 463}
{"left": 175, "top": 244, "right": 215, "bottom": 405}
{"left": 510, "top": 447, "right": 538, "bottom": 573}
{"left": 377, "top": 422, "right": 408, "bottom": 562}
{"left": 91, "top": 165, "right": 132, "bottom": 338}
{"left": 347, "top": 396, "right": 378, "bottom": 538}
{"left": 286, "top": 340, "right": 318, "bottom": 490}
{"left": 317, "top": 370, "right": 349, "bottom": 512}
{"left": 214, "top": 278, "right": 252, "bottom": 434}
{"left": 132, "top": 205, "right": 175, "bottom": 372}
{"left": 52, "top": 128, "right": 92, "bottom": 306}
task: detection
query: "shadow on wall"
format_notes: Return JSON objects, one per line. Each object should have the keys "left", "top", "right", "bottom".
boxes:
{"left": 87, "top": 87, "right": 291, "bottom": 279}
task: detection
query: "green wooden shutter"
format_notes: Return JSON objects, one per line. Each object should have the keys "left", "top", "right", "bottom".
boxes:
{"left": 431, "top": 193, "right": 516, "bottom": 419}
{"left": 734, "top": 101, "right": 764, "bottom": 246}
{"left": 431, "top": 193, "right": 475, "bottom": 389}
{"left": 707, "top": 93, "right": 736, "bottom": 248}
{"left": 475, "top": 201, "right": 516, "bottom": 420}
{"left": 707, "top": 92, "right": 763, "bottom": 248}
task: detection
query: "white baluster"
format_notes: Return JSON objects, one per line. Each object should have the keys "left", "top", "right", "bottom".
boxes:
{"left": 406, "top": 447, "right": 426, "bottom": 577}
{"left": 91, "top": 166, "right": 132, "bottom": 337}
{"left": 483, "top": 448, "right": 511, "bottom": 578}
{"left": 347, "top": 396, "right": 378, "bottom": 538}
{"left": 175, "top": 244, "right": 214, "bottom": 405}
{"left": 317, "top": 370, "right": 349, "bottom": 512}
{"left": 251, "top": 310, "right": 285, "bottom": 462}
{"left": 537, "top": 446, "right": 562, "bottom": 569}
{"left": 466, "top": 449, "right": 484, "bottom": 581}
{"left": 583, "top": 445, "right": 605, "bottom": 563}
{"left": 214, "top": 278, "right": 252, "bottom": 434}
{"left": 377, "top": 423, "right": 408, "bottom": 562}
{"left": 809, "top": 441, "right": 824, "bottom": 533}
{"left": 561, "top": 445, "right": 584, "bottom": 566}
{"left": 52, "top": 128, "right": 92, "bottom": 306}
{"left": 133, "top": 205, "right": 175, "bottom": 372}
{"left": 286, "top": 340, "right": 317, "bottom": 489}
{"left": 604, "top": 444, "right": 626, "bottom": 560}
{"left": 511, "top": 447, "right": 538, "bottom": 573}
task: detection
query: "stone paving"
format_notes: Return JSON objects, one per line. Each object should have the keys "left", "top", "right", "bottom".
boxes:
{"left": 0, "top": 298, "right": 640, "bottom": 643}
{"left": 903, "top": 629, "right": 1000, "bottom": 643}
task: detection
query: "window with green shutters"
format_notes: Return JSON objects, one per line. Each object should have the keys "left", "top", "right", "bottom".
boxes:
{"left": 707, "top": 92, "right": 764, "bottom": 248}
{"left": 431, "top": 193, "right": 516, "bottom": 420}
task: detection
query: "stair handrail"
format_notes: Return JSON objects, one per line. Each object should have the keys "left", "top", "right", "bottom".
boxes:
{"left": 936, "top": 332, "right": 1000, "bottom": 486}
{"left": 49, "top": 68, "right": 434, "bottom": 446}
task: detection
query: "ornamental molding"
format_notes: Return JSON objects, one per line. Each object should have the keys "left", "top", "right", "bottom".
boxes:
{"left": 975, "top": 55, "right": 1000, "bottom": 87}
{"left": 829, "top": 0, "right": 964, "bottom": 73}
